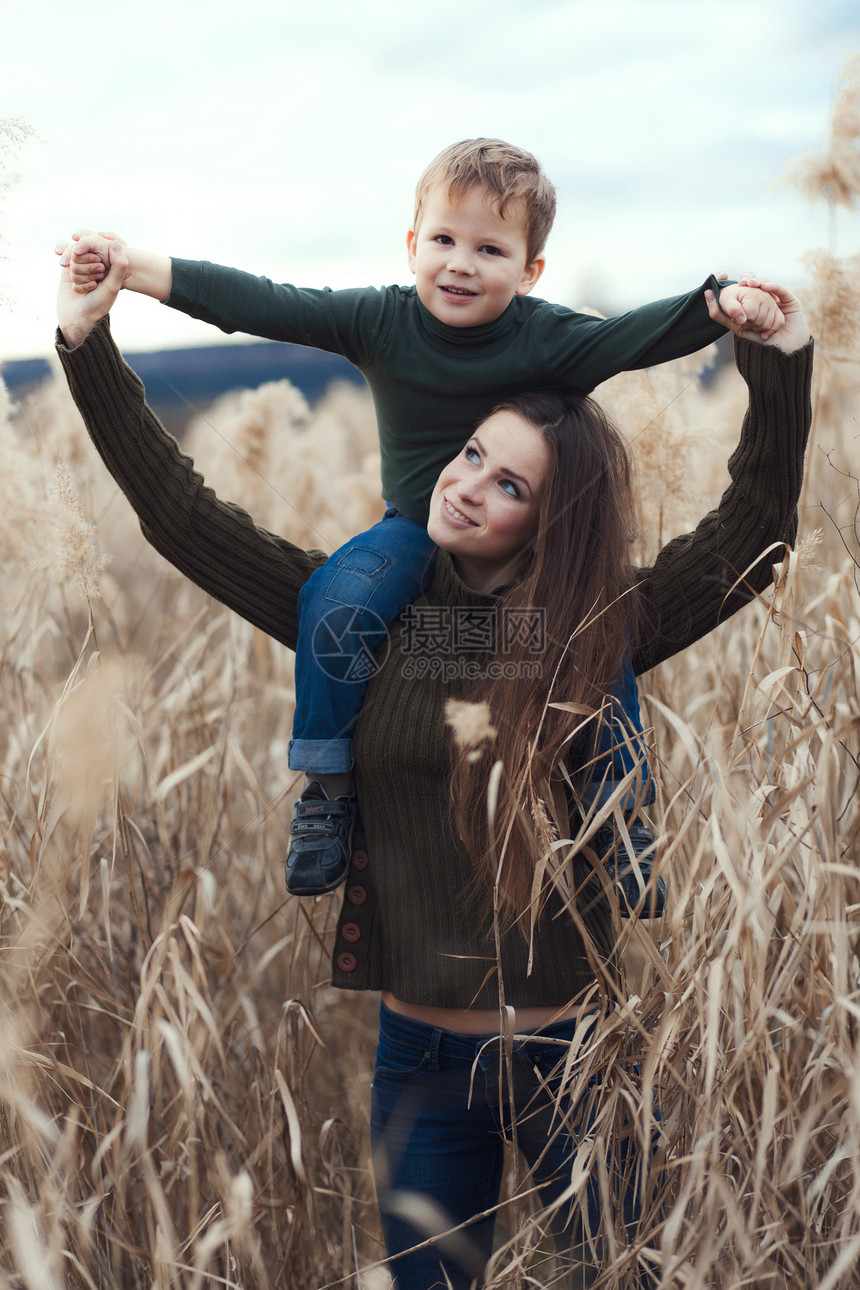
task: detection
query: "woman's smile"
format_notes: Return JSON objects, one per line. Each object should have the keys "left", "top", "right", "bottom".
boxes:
{"left": 441, "top": 495, "right": 477, "bottom": 527}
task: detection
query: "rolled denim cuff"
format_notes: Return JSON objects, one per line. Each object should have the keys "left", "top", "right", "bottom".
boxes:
{"left": 288, "top": 737, "right": 354, "bottom": 774}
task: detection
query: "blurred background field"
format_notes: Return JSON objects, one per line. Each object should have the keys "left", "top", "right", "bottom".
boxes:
{"left": 1, "top": 42, "right": 860, "bottom": 1290}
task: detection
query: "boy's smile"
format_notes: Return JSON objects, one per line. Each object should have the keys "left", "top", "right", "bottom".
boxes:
{"left": 407, "top": 186, "right": 544, "bottom": 328}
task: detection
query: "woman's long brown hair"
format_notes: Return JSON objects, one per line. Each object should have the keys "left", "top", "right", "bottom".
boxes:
{"left": 451, "top": 389, "right": 642, "bottom": 923}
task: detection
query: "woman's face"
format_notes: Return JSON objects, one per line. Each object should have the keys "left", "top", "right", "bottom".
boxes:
{"left": 427, "top": 409, "right": 552, "bottom": 593}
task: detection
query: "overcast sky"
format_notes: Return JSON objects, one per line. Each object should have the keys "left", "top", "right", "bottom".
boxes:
{"left": 1, "top": 0, "right": 859, "bottom": 360}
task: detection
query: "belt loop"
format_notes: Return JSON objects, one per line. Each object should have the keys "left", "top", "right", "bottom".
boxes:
{"left": 475, "top": 1032, "right": 502, "bottom": 1073}
{"left": 427, "top": 1027, "right": 442, "bottom": 1070}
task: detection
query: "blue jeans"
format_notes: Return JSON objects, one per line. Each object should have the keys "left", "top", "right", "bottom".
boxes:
{"left": 370, "top": 1003, "right": 657, "bottom": 1290}
{"left": 583, "top": 663, "right": 654, "bottom": 810}
{"left": 290, "top": 511, "right": 653, "bottom": 803}
{"left": 290, "top": 509, "right": 438, "bottom": 772}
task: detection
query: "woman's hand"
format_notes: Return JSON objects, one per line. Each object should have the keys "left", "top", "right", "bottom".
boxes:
{"left": 57, "top": 239, "right": 129, "bottom": 349}
{"left": 705, "top": 277, "right": 810, "bottom": 354}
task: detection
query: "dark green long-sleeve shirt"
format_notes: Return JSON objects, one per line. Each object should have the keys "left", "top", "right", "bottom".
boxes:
{"left": 167, "top": 261, "right": 729, "bottom": 525}
{"left": 57, "top": 321, "right": 812, "bottom": 1008}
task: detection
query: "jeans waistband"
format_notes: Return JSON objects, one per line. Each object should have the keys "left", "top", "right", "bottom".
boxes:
{"left": 378, "top": 1000, "right": 597, "bottom": 1064}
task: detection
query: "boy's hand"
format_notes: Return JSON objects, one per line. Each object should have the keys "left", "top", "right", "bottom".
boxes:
{"left": 705, "top": 280, "right": 810, "bottom": 354}
{"left": 713, "top": 277, "right": 784, "bottom": 341}
{"left": 55, "top": 230, "right": 124, "bottom": 294}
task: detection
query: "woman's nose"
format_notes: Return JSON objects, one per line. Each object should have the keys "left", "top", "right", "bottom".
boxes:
{"left": 456, "top": 476, "right": 482, "bottom": 504}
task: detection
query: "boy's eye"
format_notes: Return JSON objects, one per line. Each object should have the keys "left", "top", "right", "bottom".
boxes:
{"left": 434, "top": 234, "right": 454, "bottom": 246}
{"left": 480, "top": 244, "right": 502, "bottom": 256}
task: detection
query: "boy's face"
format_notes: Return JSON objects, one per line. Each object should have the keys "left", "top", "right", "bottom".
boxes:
{"left": 407, "top": 185, "right": 545, "bottom": 328}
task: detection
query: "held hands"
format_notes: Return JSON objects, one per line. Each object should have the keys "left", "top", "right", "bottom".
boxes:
{"left": 707, "top": 277, "right": 810, "bottom": 354}
{"left": 55, "top": 229, "right": 119, "bottom": 293}
{"left": 715, "top": 278, "right": 786, "bottom": 340}
{"left": 55, "top": 231, "right": 172, "bottom": 303}
{"left": 57, "top": 238, "right": 128, "bottom": 349}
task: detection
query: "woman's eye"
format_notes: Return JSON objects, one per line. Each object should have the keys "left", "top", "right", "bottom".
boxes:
{"left": 500, "top": 479, "right": 520, "bottom": 498}
{"left": 464, "top": 445, "right": 480, "bottom": 462}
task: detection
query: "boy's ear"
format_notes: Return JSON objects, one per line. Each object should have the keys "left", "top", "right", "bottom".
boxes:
{"left": 516, "top": 256, "right": 545, "bottom": 297}
{"left": 406, "top": 227, "right": 418, "bottom": 274}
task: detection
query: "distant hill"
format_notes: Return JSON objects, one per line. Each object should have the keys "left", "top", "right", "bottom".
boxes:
{"left": 3, "top": 330, "right": 731, "bottom": 437}
{"left": 2, "top": 339, "right": 367, "bottom": 432}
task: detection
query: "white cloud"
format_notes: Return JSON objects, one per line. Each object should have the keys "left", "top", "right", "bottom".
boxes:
{"left": 1, "top": 0, "right": 859, "bottom": 358}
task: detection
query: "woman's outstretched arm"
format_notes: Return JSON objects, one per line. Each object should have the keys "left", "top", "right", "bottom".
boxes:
{"left": 632, "top": 287, "right": 813, "bottom": 675}
{"left": 56, "top": 249, "right": 325, "bottom": 649}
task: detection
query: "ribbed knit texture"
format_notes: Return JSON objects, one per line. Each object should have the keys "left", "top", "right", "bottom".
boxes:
{"left": 167, "top": 260, "right": 731, "bottom": 526}
{"left": 57, "top": 320, "right": 813, "bottom": 1008}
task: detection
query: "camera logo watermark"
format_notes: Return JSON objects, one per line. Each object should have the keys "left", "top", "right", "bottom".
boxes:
{"left": 312, "top": 604, "right": 546, "bottom": 684}
{"left": 311, "top": 606, "right": 391, "bottom": 683}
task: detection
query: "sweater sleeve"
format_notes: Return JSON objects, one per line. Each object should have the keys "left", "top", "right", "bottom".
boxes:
{"left": 536, "top": 275, "right": 730, "bottom": 393}
{"left": 632, "top": 335, "right": 814, "bottom": 675}
{"left": 166, "top": 259, "right": 387, "bottom": 368}
{"left": 55, "top": 316, "right": 326, "bottom": 650}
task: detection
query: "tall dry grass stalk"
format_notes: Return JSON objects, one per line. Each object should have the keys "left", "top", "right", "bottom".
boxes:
{"left": 778, "top": 52, "right": 860, "bottom": 247}
{"left": 2, "top": 79, "right": 860, "bottom": 1288}
{"left": 0, "top": 119, "right": 33, "bottom": 310}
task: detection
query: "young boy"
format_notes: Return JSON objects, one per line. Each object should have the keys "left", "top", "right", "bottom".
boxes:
{"left": 60, "top": 139, "right": 783, "bottom": 900}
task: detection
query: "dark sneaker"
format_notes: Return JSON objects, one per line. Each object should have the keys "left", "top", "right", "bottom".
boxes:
{"left": 593, "top": 819, "right": 666, "bottom": 918}
{"left": 285, "top": 782, "right": 356, "bottom": 896}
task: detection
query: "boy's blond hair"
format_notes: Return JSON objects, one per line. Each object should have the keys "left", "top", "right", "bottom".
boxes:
{"left": 413, "top": 138, "right": 556, "bottom": 265}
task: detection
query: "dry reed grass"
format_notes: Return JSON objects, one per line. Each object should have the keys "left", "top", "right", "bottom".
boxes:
{"left": 1, "top": 74, "right": 860, "bottom": 1287}
{"left": 778, "top": 52, "right": 860, "bottom": 231}
{"left": 0, "top": 370, "right": 384, "bottom": 1289}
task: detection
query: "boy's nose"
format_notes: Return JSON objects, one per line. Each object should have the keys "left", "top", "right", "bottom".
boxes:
{"left": 447, "top": 247, "right": 476, "bottom": 274}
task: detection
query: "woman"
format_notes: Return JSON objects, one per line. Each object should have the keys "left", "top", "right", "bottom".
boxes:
{"left": 56, "top": 252, "right": 812, "bottom": 1288}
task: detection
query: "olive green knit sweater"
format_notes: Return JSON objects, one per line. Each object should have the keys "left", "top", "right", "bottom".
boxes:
{"left": 57, "top": 320, "right": 812, "bottom": 1008}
